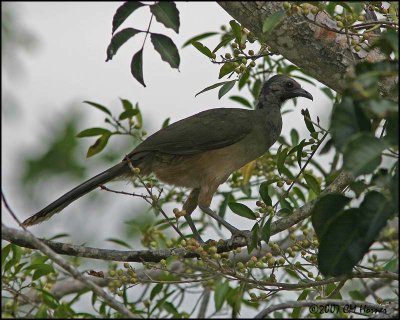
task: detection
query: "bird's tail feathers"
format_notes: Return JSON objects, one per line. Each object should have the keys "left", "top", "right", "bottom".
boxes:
{"left": 22, "top": 162, "right": 129, "bottom": 227}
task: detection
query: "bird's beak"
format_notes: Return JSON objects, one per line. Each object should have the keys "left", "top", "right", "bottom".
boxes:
{"left": 294, "top": 88, "right": 313, "bottom": 101}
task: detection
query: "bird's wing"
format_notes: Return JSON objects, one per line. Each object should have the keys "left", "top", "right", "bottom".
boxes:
{"left": 130, "top": 108, "right": 254, "bottom": 156}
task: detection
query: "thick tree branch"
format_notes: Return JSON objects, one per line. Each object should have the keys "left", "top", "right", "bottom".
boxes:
{"left": 2, "top": 171, "right": 354, "bottom": 261}
{"left": 218, "top": 2, "right": 397, "bottom": 99}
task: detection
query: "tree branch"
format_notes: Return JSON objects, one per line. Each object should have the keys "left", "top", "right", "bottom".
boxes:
{"left": 217, "top": 1, "right": 397, "bottom": 100}
{"left": 2, "top": 171, "right": 354, "bottom": 261}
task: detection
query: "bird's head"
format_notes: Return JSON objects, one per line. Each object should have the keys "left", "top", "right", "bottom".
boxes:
{"left": 257, "top": 75, "right": 313, "bottom": 109}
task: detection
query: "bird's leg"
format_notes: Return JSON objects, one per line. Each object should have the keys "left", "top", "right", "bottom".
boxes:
{"left": 198, "top": 205, "right": 252, "bottom": 247}
{"left": 182, "top": 189, "right": 204, "bottom": 243}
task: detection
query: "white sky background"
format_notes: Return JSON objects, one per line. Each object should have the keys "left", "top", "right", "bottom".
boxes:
{"left": 2, "top": 2, "right": 333, "bottom": 316}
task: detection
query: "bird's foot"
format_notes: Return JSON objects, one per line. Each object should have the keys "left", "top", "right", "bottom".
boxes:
{"left": 227, "top": 229, "right": 252, "bottom": 248}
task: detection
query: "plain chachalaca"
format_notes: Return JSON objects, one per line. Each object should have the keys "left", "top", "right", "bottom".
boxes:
{"left": 22, "top": 75, "right": 313, "bottom": 242}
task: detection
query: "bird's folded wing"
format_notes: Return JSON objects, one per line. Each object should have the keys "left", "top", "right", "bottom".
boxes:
{"left": 129, "top": 108, "right": 254, "bottom": 155}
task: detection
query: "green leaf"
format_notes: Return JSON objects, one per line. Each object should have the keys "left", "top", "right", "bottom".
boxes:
{"left": 36, "top": 305, "right": 49, "bottom": 318}
{"left": 163, "top": 302, "right": 178, "bottom": 315}
{"left": 182, "top": 32, "right": 219, "bottom": 48}
{"left": 229, "top": 95, "right": 252, "bottom": 108}
{"left": 11, "top": 245, "right": 22, "bottom": 266}
{"left": 319, "top": 138, "right": 333, "bottom": 155}
{"left": 371, "top": 29, "right": 399, "bottom": 59}
{"left": 311, "top": 193, "right": 351, "bottom": 239}
{"left": 383, "top": 258, "right": 398, "bottom": 272}
{"left": 277, "top": 147, "right": 289, "bottom": 175}
{"left": 295, "top": 139, "right": 306, "bottom": 167}
{"left": 261, "top": 217, "right": 272, "bottom": 243}
{"left": 290, "top": 129, "right": 299, "bottom": 146}
{"left": 119, "top": 108, "right": 139, "bottom": 120}
{"left": 87, "top": 133, "right": 111, "bottom": 158}
{"left": 135, "top": 103, "right": 143, "bottom": 128}
{"left": 106, "top": 28, "right": 141, "bottom": 61}
{"left": 385, "top": 114, "right": 399, "bottom": 146}
{"left": 150, "top": 283, "right": 163, "bottom": 301}
{"left": 259, "top": 182, "right": 272, "bottom": 206}
{"left": 76, "top": 127, "right": 111, "bottom": 138}
{"left": 213, "top": 34, "right": 235, "bottom": 54}
{"left": 343, "top": 133, "right": 386, "bottom": 177}
{"left": 280, "top": 198, "right": 292, "bottom": 211}
{"left": 151, "top": 33, "right": 180, "bottom": 69}
{"left": 1, "top": 244, "right": 12, "bottom": 267}
{"left": 293, "top": 186, "right": 305, "bottom": 202}
{"left": 292, "top": 290, "right": 309, "bottom": 318}
{"left": 150, "top": 2, "right": 180, "bottom": 33}
{"left": 251, "top": 78, "right": 262, "bottom": 99}
{"left": 325, "top": 283, "right": 342, "bottom": 299}
{"left": 238, "top": 68, "right": 250, "bottom": 89}
{"left": 262, "top": 10, "right": 286, "bottom": 33}
{"left": 303, "top": 173, "right": 320, "bottom": 195}
{"left": 36, "top": 289, "right": 60, "bottom": 309}
{"left": 321, "top": 87, "right": 335, "bottom": 100}
{"left": 317, "top": 208, "right": 361, "bottom": 276}
{"left": 191, "top": 41, "right": 214, "bottom": 58}
{"left": 215, "top": 281, "right": 230, "bottom": 311}
{"left": 330, "top": 97, "right": 371, "bottom": 151}
{"left": 131, "top": 49, "right": 145, "bottom": 87}
{"left": 390, "top": 162, "right": 399, "bottom": 209}
{"left": 315, "top": 191, "right": 394, "bottom": 276}
{"left": 284, "top": 267, "right": 301, "bottom": 279}
{"left": 349, "top": 290, "right": 367, "bottom": 301}
{"left": 325, "top": 2, "right": 337, "bottom": 16}
{"left": 228, "top": 202, "right": 256, "bottom": 220}
{"left": 112, "top": 2, "right": 144, "bottom": 34}
{"left": 249, "top": 223, "right": 260, "bottom": 252}
{"left": 218, "top": 80, "right": 236, "bottom": 99}
{"left": 32, "top": 264, "right": 55, "bottom": 281}
{"left": 362, "top": 99, "right": 398, "bottom": 118}
{"left": 105, "top": 238, "right": 132, "bottom": 249}
{"left": 195, "top": 81, "right": 229, "bottom": 97}
{"left": 83, "top": 101, "right": 112, "bottom": 116}
{"left": 120, "top": 98, "right": 133, "bottom": 110}
{"left": 349, "top": 180, "right": 368, "bottom": 198}
{"left": 284, "top": 64, "right": 301, "bottom": 74}
{"left": 162, "top": 117, "right": 170, "bottom": 129}
{"left": 229, "top": 20, "right": 242, "bottom": 43}
{"left": 219, "top": 62, "right": 235, "bottom": 79}
{"left": 302, "top": 108, "right": 315, "bottom": 133}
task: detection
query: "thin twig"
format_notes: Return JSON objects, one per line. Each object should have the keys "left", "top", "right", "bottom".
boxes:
{"left": 142, "top": 14, "right": 154, "bottom": 50}
{"left": 197, "top": 288, "right": 210, "bottom": 318}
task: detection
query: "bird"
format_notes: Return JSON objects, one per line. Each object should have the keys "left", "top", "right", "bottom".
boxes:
{"left": 22, "top": 75, "right": 313, "bottom": 243}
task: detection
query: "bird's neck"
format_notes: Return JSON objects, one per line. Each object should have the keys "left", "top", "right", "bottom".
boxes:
{"left": 256, "top": 94, "right": 281, "bottom": 110}
{"left": 255, "top": 97, "right": 283, "bottom": 143}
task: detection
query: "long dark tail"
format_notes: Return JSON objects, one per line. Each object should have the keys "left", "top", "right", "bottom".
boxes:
{"left": 22, "top": 162, "right": 129, "bottom": 227}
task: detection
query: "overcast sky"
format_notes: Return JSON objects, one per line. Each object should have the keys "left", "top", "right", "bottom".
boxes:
{"left": 2, "top": 2, "right": 336, "bottom": 316}
{"left": 2, "top": 1, "right": 332, "bottom": 235}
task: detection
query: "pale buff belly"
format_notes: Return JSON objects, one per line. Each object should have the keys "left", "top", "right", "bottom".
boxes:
{"left": 151, "top": 141, "right": 264, "bottom": 189}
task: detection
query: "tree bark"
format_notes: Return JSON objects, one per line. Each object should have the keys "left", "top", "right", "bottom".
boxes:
{"left": 218, "top": 2, "right": 397, "bottom": 99}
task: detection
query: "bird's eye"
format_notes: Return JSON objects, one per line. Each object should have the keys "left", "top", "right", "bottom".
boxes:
{"left": 286, "top": 81, "right": 294, "bottom": 88}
